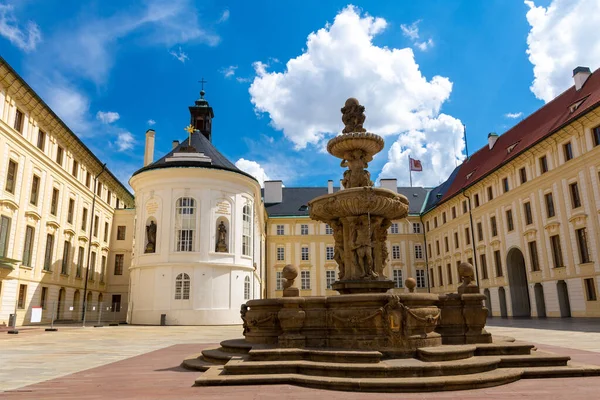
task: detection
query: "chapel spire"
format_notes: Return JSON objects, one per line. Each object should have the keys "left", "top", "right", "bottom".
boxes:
{"left": 189, "top": 78, "right": 214, "bottom": 142}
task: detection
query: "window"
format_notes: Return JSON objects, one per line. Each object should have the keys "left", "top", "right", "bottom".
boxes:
{"left": 434, "top": 217, "right": 438, "bottom": 228}
{"left": 43, "top": 233, "right": 54, "bottom": 271}
{"left": 451, "top": 207, "right": 456, "bottom": 219}
{"left": 326, "top": 246, "right": 334, "bottom": 260}
{"left": 17, "top": 284, "right": 27, "bottom": 309}
{"left": 447, "top": 263, "right": 453, "bottom": 285}
{"left": 393, "top": 269, "right": 403, "bottom": 288}
{"left": 106, "top": 190, "right": 111, "bottom": 206}
{"left": 300, "top": 224, "right": 308, "bottom": 235}
{"left": 50, "top": 188, "right": 59, "bottom": 216}
{"left": 391, "top": 223, "right": 399, "bottom": 234}
{"left": 563, "top": 142, "right": 573, "bottom": 161}
{"left": 416, "top": 269, "right": 426, "bottom": 288}
{"left": 244, "top": 276, "right": 250, "bottom": 300}
{"left": 506, "top": 210, "right": 514, "bottom": 232}
{"left": 392, "top": 245, "right": 401, "bottom": 260}
{"left": 72, "top": 160, "right": 79, "bottom": 178}
{"left": 100, "top": 255, "right": 106, "bottom": 283}
{"left": 37, "top": 130, "right": 45, "bottom": 150}
{"left": 21, "top": 226, "right": 35, "bottom": 267}
{"left": 540, "top": 155, "right": 549, "bottom": 173}
{"left": 593, "top": 126, "right": 600, "bottom": 147}
{"left": 175, "top": 273, "right": 191, "bottom": 300}
{"left": 442, "top": 212, "right": 447, "bottom": 224}
{"left": 412, "top": 222, "right": 421, "bottom": 233}
{"left": 89, "top": 251, "right": 97, "bottom": 280}
{"left": 96, "top": 181, "right": 102, "bottom": 196}
{"left": 276, "top": 247, "right": 285, "bottom": 261}
{"left": 76, "top": 247, "right": 84, "bottom": 278}
{"left": 474, "top": 194, "right": 480, "bottom": 207}
{"left": 576, "top": 228, "right": 590, "bottom": 264}
{"left": 114, "top": 254, "right": 124, "bottom": 275}
{"left": 519, "top": 167, "right": 527, "bottom": 184}
{"left": 524, "top": 202, "right": 533, "bottom": 225}
{"left": 81, "top": 207, "right": 88, "bottom": 231}
{"left": 468, "top": 257, "right": 473, "bottom": 266}
{"left": 528, "top": 241, "right": 540, "bottom": 271}
{"left": 550, "top": 235, "right": 564, "bottom": 268}
{"left": 104, "top": 222, "right": 109, "bottom": 242}
{"left": 436, "top": 240, "right": 440, "bottom": 255}
{"left": 301, "top": 270, "right": 311, "bottom": 289}
{"left": 545, "top": 193, "right": 555, "bottom": 218}
{"left": 301, "top": 246, "right": 309, "bottom": 261}
{"left": 56, "top": 146, "right": 64, "bottom": 166}
{"left": 429, "top": 268, "right": 435, "bottom": 287}
{"left": 26, "top": 176, "right": 40, "bottom": 208}
{"left": 65, "top": 198, "right": 74, "bottom": 224}
{"left": 61, "top": 241, "right": 70, "bottom": 275}
{"left": 112, "top": 226, "right": 125, "bottom": 241}
{"left": 326, "top": 270, "right": 336, "bottom": 289}
{"left": 502, "top": 178, "right": 509, "bottom": 193}
{"left": 462, "top": 200, "right": 467, "bottom": 214}
{"left": 242, "top": 205, "right": 252, "bottom": 256}
{"left": 414, "top": 244, "right": 423, "bottom": 259}
{"left": 570, "top": 182, "right": 581, "bottom": 209}
{"left": 465, "top": 227, "right": 471, "bottom": 245}
{"left": 276, "top": 271, "right": 283, "bottom": 290}
{"left": 487, "top": 186, "right": 493, "bottom": 201}
{"left": 444, "top": 236, "right": 449, "bottom": 252}
{"left": 477, "top": 222, "right": 483, "bottom": 241}
{"left": 40, "top": 287, "right": 48, "bottom": 309}
{"left": 427, "top": 243, "right": 432, "bottom": 258}
{"left": 93, "top": 215, "right": 99, "bottom": 238}
{"left": 111, "top": 294, "right": 122, "bottom": 312}
{"left": 276, "top": 225, "right": 284, "bottom": 235}
{"left": 480, "top": 254, "right": 489, "bottom": 279}
{"left": 176, "top": 197, "right": 196, "bottom": 252}
{"left": 86, "top": 171, "right": 91, "bottom": 188}
{"left": 14, "top": 109, "right": 24, "bottom": 132}
{"left": 325, "top": 224, "right": 333, "bottom": 234}
{"left": 5, "top": 159, "right": 17, "bottom": 194}
{"left": 426, "top": 221, "right": 430, "bottom": 232}
{"left": 438, "top": 265, "right": 444, "bottom": 286}
{"left": 494, "top": 250, "right": 502, "bottom": 277}
{"left": 116, "top": 198, "right": 120, "bottom": 209}
{"left": 584, "top": 278, "right": 597, "bottom": 301}
{"left": 454, "top": 232, "right": 459, "bottom": 248}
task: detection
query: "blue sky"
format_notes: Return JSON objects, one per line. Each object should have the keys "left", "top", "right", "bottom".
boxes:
{"left": 1, "top": 0, "right": 598, "bottom": 188}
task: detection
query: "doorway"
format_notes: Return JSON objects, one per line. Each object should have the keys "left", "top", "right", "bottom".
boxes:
{"left": 57, "top": 288, "right": 66, "bottom": 320}
{"left": 534, "top": 283, "right": 546, "bottom": 317}
{"left": 498, "top": 287, "right": 508, "bottom": 318}
{"left": 557, "top": 280, "right": 571, "bottom": 318}
{"left": 506, "top": 248, "right": 531, "bottom": 317}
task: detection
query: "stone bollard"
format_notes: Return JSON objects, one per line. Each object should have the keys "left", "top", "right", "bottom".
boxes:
{"left": 282, "top": 264, "right": 299, "bottom": 297}
{"left": 405, "top": 278, "right": 416, "bottom": 293}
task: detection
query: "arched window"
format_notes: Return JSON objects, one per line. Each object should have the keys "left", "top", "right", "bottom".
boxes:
{"left": 242, "top": 204, "right": 252, "bottom": 256}
{"left": 175, "top": 273, "right": 191, "bottom": 300}
{"left": 175, "top": 198, "right": 196, "bottom": 252}
{"left": 244, "top": 276, "right": 251, "bottom": 300}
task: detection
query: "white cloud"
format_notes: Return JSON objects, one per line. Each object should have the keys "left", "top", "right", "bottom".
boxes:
{"left": 249, "top": 6, "right": 462, "bottom": 186}
{"left": 0, "top": 4, "right": 41, "bottom": 52}
{"left": 221, "top": 65, "right": 237, "bottom": 78}
{"left": 505, "top": 112, "right": 523, "bottom": 119}
{"left": 218, "top": 9, "right": 230, "bottom": 23}
{"left": 235, "top": 158, "right": 271, "bottom": 187}
{"left": 236, "top": 76, "right": 251, "bottom": 83}
{"left": 116, "top": 131, "right": 135, "bottom": 152}
{"left": 96, "top": 111, "right": 120, "bottom": 124}
{"left": 525, "top": 0, "right": 600, "bottom": 102}
{"left": 400, "top": 19, "right": 433, "bottom": 51}
{"left": 44, "top": 83, "right": 92, "bottom": 134}
{"left": 147, "top": 119, "right": 156, "bottom": 126}
{"left": 169, "top": 46, "right": 189, "bottom": 63}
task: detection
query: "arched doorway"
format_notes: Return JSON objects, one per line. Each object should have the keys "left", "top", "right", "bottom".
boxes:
{"left": 73, "top": 290, "right": 80, "bottom": 321}
{"left": 557, "top": 280, "right": 571, "bottom": 318}
{"left": 57, "top": 288, "right": 66, "bottom": 320}
{"left": 498, "top": 287, "right": 508, "bottom": 318}
{"left": 534, "top": 283, "right": 546, "bottom": 317}
{"left": 484, "top": 288, "right": 492, "bottom": 316}
{"left": 506, "top": 248, "right": 531, "bottom": 317}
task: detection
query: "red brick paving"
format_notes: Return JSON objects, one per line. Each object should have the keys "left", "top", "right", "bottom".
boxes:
{"left": 1, "top": 343, "right": 600, "bottom": 400}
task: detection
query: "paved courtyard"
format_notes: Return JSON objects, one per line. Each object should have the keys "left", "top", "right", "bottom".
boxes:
{"left": 0, "top": 319, "right": 599, "bottom": 399}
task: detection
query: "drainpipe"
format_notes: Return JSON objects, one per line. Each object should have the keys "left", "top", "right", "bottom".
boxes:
{"left": 82, "top": 164, "right": 106, "bottom": 325}
{"left": 463, "top": 190, "right": 480, "bottom": 286}
{"left": 420, "top": 215, "right": 431, "bottom": 293}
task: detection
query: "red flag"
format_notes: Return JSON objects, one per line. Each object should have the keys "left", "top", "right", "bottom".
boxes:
{"left": 409, "top": 157, "right": 423, "bottom": 172}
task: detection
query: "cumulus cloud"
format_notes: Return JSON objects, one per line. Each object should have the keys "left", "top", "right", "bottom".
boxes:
{"left": 525, "top": 0, "right": 600, "bottom": 102}
{"left": 505, "top": 112, "right": 523, "bottom": 119}
{"left": 0, "top": 4, "right": 41, "bottom": 52}
{"left": 169, "top": 46, "right": 189, "bottom": 63}
{"left": 147, "top": 119, "right": 156, "bottom": 126}
{"left": 220, "top": 65, "right": 237, "bottom": 78}
{"left": 44, "top": 83, "right": 92, "bottom": 134}
{"left": 96, "top": 111, "right": 120, "bottom": 124}
{"left": 235, "top": 158, "right": 271, "bottom": 187}
{"left": 218, "top": 9, "right": 230, "bottom": 23}
{"left": 400, "top": 20, "right": 434, "bottom": 51}
{"left": 249, "top": 6, "right": 462, "bottom": 186}
{"left": 116, "top": 131, "right": 135, "bottom": 151}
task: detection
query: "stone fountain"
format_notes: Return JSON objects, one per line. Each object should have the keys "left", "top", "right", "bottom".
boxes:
{"left": 184, "top": 99, "right": 600, "bottom": 392}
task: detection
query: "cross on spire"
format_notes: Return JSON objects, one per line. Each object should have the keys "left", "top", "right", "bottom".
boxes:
{"left": 198, "top": 77, "right": 208, "bottom": 98}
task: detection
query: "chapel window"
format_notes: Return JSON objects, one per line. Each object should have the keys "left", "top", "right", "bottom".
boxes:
{"left": 242, "top": 204, "right": 252, "bottom": 256}
{"left": 175, "top": 273, "right": 190, "bottom": 300}
{"left": 175, "top": 197, "right": 196, "bottom": 252}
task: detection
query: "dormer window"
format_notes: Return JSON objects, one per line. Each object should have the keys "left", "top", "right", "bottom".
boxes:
{"left": 298, "top": 205, "right": 308, "bottom": 211}
{"left": 506, "top": 141, "right": 519, "bottom": 154}
{"left": 569, "top": 96, "right": 588, "bottom": 113}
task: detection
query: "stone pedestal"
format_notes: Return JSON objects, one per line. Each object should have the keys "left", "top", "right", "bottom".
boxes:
{"left": 278, "top": 298, "right": 306, "bottom": 348}
{"left": 332, "top": 279, "right": 394, "bottom": 294}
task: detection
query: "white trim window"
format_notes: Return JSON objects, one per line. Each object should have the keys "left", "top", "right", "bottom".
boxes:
{"left": 325, "top": 224, "right": 333, "bottom": 235}
{"left": 392, "top": 245, "right": 401, "bottom": 260}
{"left": 301, "top": 270, "right": 311, "bottom": 289}
{"left": 300, "top": 224, "right": 309, "bottom": 235}
{"left": 390, "top": 223, "right": 399, "bottom": 234}
{"left": 276, "top": 246, "right": 285, "bottom": 261}
{"left": 416, "top": 269, "right": 426, "bottom": 288}
{"left": 414, "top": 244, "right": 423, "bottom": 259}
{"left": 326, "top": 246, "right": 334, "bottom": 260}
{"left": 175, "top": 273, "right": 191, "bottom": 300}
{"left": 301, "top": 246, "right": 309, "bottom": 261}
{"left": 276, "top": 224, "right": 284, "bottom": 235}
{"left": 412, "top": 223, "right": 421, "bottom": 234}
{"left": 326, "top": 270, "right": 336, "bottom": 289}
{"left": 175, "top": 198, "right": 196, "bottom": 252}
{"left": 276, "top": 271, "right": 283, "bottom": 290}
{"left": 393, "top": 269, "right": 403, "bottom": 288}
{"left": 242, "top": 204, "right": 252, "bottom": 256}
{"left": 244, "top": 276, "right": 251, "bottom": 300}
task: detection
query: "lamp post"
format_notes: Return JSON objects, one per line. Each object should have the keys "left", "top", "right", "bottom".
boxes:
{"left": 81, "top": 164, "right": 106, "bottom": 325}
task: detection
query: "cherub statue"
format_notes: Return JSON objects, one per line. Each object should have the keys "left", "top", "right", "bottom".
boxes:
{"left": 351, "top": 215, "right": 377, "bottom": 279}
{"left": 341, "top": 98, "right": 367, "bottom": 134}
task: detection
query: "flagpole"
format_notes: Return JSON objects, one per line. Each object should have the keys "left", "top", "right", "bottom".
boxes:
{"left": 409, "top": 157, "right": 413, "bottom": 187}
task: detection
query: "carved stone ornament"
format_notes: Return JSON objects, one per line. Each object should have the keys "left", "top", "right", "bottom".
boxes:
{"left": 341, "top": 98, "right": 366, "bottom": 134}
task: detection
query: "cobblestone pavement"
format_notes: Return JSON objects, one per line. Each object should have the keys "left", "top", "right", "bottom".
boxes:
{"left": 0, "top": 320, "right": 599, "bottom": 398}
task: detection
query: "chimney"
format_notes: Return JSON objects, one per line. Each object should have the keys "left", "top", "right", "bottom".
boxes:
{"left": 172, "top": 140, "right": 179, "bottom": 150}
{"left": 264, "top": 180, "right": 283, "bottom": 203}
{"left": 327, "top": 180, "right": 334, "bottom": 194}
{"left": 339, "top": 179, "right": 344, "bottom": 190}
{"left": 144, "top": 129, "right": 155, "bottom": 166}
{"left": 488, "top": 132, "right": 498, "bottom": 150}
{"left": 380, "top": 178, "right": 397, "bottom": 193}
{"left": 573, "top": 66, "right": 592, "bottom": 91}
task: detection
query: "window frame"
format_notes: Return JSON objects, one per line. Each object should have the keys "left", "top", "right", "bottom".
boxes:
{"left": 5, "top": 159, "right": 18, "bottom": 194}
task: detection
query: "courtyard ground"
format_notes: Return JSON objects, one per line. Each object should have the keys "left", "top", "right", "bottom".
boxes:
{"left": 1, "top": 318, "right": 599, "bottom": 399}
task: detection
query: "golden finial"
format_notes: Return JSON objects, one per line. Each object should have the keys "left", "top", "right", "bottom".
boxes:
{"left": 184, "top": 124, "right": 195, "bottom": 134}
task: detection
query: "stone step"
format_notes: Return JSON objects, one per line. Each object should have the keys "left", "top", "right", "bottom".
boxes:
{"left": 498, "top": 352, "right": 570, "bottom": 368}
{"left": 475, "top": 342, "right": 534, "bottom": 356}
{"left": 248, "top": 348, "right": 382, "bottom": 364}
{"left": 201, "top": 348, "right": 244, "bottom": 365}
{"left": 520, "top": 363, "right": 600, "bottom": 379}
{"left": 417, "top": 345, "right": 476, "bottom": 362}
{"left": 181, "top": 355, "right": 215, "bottom": 372}
{"left": 195, "top": 365, "right": 523, "bottom": 392}
{"left": 219, "top": 339, "right": 253, "bottom": 355}
{"left": 223, "top": 356, "right": 501, "bottom": 378}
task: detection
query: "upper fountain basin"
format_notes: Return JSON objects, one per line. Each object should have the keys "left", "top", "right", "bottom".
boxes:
{"left": 327, "top": 132, "right": 384, "bottom": 160}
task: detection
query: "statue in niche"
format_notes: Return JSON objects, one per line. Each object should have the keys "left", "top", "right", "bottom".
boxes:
{"left": 371, "top": 216, "right": 392, "bottom": 277}
{"left": 341, "top": 97, "right": 367, "bottom": 134}
{"left": 216, "top": 221, "right": 228, "bottom": 252}
{"left": 350, "top": 215, "right": 377, "bottom": 279}
{"left": 145, "top": 220, "right": 157, "bottom": 253}
{"left": 330, "top": 219, "right": 345, "bottom": 279}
